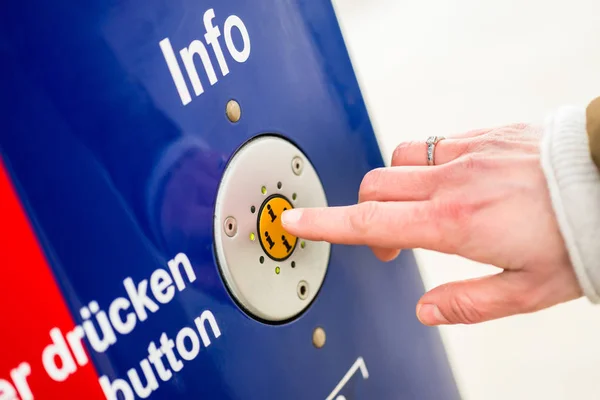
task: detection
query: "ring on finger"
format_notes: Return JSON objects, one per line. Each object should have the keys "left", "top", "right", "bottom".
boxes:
{"left": 426, "top": 136, "right": 446, "bottom": 166}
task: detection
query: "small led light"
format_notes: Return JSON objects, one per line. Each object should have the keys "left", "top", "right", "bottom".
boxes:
{"left": 261, "top": 186, "right": 267, "bottom": 195}
{"left": 275, "top": 266, "right": 281, "bottom": 275}
{"left": 301, "top": 241, "right": 306, "bottom": 249}
{"left": 250, "top": 233, "right": 255, "bottom": 241}
{"left": 292, "top": 193, "right": 297, "bottom": 201}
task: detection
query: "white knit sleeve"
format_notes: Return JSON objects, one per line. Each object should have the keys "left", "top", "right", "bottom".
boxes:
{"left": 540, "top": 106, "right": 600, "bottom": 303}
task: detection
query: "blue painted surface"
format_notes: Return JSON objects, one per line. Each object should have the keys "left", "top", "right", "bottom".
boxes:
{"left": 0, "top": 0, "right": 460, "bottom": 398}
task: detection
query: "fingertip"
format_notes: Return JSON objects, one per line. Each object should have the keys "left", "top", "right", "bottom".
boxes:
{"left": 281, "top": 208, "right": 303, "bottom": 227}
{"left": 371, "top": 247, "right": 401, "bottom": 262}
{"left": 416, "top": 303, "right": 449, "bottom": 326}
{"left": 415, "top": 304, "right": 427, "bottom": 325}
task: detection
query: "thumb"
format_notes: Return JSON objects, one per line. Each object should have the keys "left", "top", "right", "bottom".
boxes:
{"left": 416, "top": 271, "right": 533, "bottom": 326}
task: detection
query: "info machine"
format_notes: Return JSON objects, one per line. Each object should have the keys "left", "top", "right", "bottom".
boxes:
{"left": 0, "top": 1, "right": 459, "bottom": 399}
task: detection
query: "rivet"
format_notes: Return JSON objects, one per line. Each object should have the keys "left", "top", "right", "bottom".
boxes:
{"left": 224, "top": 216, "right": 237, "bottom": 237}
{"left": 297, "top": 280, "right": 309, "bottom": 300}
{"left": 226, "top": 100, "right": 241, "bottom": 123}
{"left": 292, "top": 156, "right": 304, "bottom": 176}
{"left": 312, "top": 327, "right": 326, "bottom": 349}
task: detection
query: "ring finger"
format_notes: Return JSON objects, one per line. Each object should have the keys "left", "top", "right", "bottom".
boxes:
{"left": 375, "top": 133, "right": 478, "bottom": 260}
{"left": 391, "top": 137, "right": 468, "bottom": 167}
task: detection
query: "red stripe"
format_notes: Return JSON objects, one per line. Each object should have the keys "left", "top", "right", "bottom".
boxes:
{"left": 0, "top": 160, "right": 105, "bottom": 399}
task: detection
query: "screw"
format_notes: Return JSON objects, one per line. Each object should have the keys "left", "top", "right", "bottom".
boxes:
{"left": 297, "top": 280, "right": 309, "bottom": 300}
{"left": 226, "top": 100, "right": 241, "bottom": 123}
{"left": 224, "top": 216, "right": 237, "bottom": 237}
{"left": 292, "top": 156, "right": 304, "bottom": 176}
{"left": 312, "top": 327, "right": 326, "bottom": 349}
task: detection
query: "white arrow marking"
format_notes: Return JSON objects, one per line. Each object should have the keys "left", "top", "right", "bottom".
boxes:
{"left": 326, "top": 357, "right": 369, "bottom": 400}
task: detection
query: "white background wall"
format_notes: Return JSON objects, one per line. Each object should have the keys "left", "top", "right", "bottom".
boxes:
{"left": 332, "top": 1, "right": 600, "bottom": 399}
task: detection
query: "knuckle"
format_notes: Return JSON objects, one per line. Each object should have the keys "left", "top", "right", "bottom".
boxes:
{"left": 455, "top": 140, "right": 476, "bottom": 158}
{"left": 454, "top": 153, "right": 496, "bottom": 172}
{"left": 447, "top": 292, "right": 484, "bottom": 325}
{"left": 484, "top": 123, "right": 540, "bottom": 144}
{"left": 349, "top": 201, "right": 379, "bottom": 236}
{"left": 432, "top": 197, "right": 474, "bottom": 222}
{"left": 458, "top": 154, "right": 479, "bottom": 171}
{"left": 429, "top": 162, "right": 456, "bottom": 184}
{"left": 391, "top": 141, "right": 418, "bottom": 165}
{"left": 429, "top": 198, "right": 474, "bottom": 253}
{"left": 464, "top": 137, "right": 489, "bottom": 153}
{"left": 506, "top": 122, "right": 530, "bottom": 132}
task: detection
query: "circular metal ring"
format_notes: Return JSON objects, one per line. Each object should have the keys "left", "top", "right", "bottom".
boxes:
{"left": 426, "top": 136, "right": 445, "bottom": 166}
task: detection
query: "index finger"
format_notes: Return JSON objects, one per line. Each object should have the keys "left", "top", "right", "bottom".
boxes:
{"left": 281, "top": 201, "right": 458, "bottom": 254}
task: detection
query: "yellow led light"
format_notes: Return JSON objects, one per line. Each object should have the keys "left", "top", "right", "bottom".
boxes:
{"left": 275, "top": 266, "right": 281, "bottom": 275}
{"left": 250, "top": 233, "right": 255, "bottom": 241}
{"left": 301, "top": 241, "right": 306, "bottom": 249}
{"left": 261, "top": 186, "right": 267, "bottom": 195}
{"left": 257, "top": 195, "right": 298, "bottom": 261}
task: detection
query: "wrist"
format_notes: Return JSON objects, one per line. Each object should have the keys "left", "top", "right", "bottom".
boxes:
{"left": 586, "top": 96, "right": 600, "bottom": 168}
{"left": 540, "top": 105, "right": 600, "bottom": 303}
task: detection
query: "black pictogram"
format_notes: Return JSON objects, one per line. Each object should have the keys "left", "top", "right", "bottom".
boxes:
{"left": 265, "top": 231, "right": 275, "bottom": 249}
{"left": 281, "top": 235, "right": 292, "bottom": 253}
{"left": 267, "top": 204, "right": 277, "bottom": 222}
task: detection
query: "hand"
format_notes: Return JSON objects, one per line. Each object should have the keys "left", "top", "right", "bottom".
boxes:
{"left": 281, "top": 124, "right": 583, "bottom": 326}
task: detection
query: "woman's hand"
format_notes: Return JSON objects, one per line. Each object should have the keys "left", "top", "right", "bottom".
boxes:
{"left": 281, "top": 124, "right": 583, "bottom": 326}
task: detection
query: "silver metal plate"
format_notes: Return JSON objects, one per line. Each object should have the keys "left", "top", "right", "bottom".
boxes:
{"left": 214, "top": 135, "right": 330, "bottom": 322}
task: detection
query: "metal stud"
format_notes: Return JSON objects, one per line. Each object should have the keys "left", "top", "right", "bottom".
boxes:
{"left": 224, "top": 216, "right": 237, "bottom": 237}
{"left": 297, "top": 280, "right": 309, "bottom": 300}
{"left": 226, "top": 100, "right": 241, "bottom": 123}
{"left": 312, "top": 327, "right": 326, "bottom": 349}
{"left": 292, "top": 156, "right": 304, "bottom": 176}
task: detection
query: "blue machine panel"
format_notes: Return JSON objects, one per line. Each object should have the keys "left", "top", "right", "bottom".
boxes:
{"left": 0, "top": 0, "right": 459, "bottom": 398}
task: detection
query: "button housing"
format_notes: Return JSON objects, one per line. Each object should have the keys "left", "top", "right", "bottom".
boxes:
{"left": 213, "top": 135, "right": 330, "bottom": 322}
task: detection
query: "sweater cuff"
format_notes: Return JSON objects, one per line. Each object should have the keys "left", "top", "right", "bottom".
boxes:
{"left": 541, "top": 106, "right": 600, "bottom": 303}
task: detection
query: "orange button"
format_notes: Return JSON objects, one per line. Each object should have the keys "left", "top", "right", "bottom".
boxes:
{"left": 258, "top": 195, "right": 297, "bottom": 261}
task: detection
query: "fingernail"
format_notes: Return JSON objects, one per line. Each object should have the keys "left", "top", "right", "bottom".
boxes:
{"left": 282, "top": 209, "right": 302, "bottom": 226}
{"left": 417, "top": 304, "right": 448, "bottom": 325}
